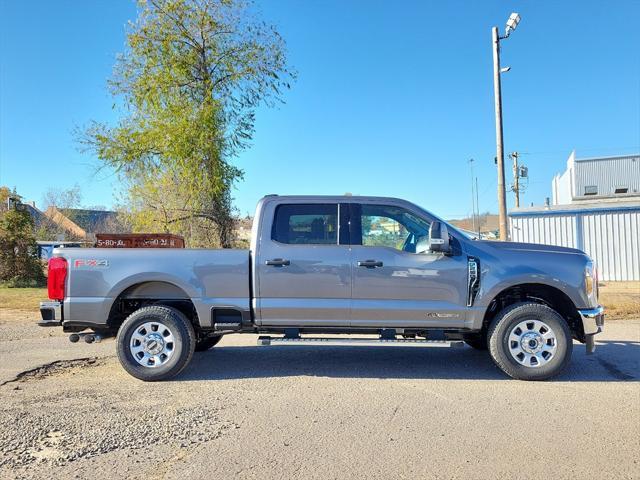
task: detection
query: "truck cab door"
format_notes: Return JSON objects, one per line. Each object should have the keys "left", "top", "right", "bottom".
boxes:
{"left": 255, "top": 201, "right": 351, "bottom": 327}
{"left": 349, "top": 202, "right": 468, "bottom": 328}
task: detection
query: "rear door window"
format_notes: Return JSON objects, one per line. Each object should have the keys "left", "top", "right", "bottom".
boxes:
{"left": 272, "top": 204, "right": 338, "bottom": 245}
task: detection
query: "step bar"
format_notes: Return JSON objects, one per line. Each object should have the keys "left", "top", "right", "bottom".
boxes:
{"left": 257, "top": 336, "right": 464, "bottom": 348}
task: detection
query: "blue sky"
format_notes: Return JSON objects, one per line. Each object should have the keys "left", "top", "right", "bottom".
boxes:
{"left": 1, "top": 0, "right": 639, "bottom": 219}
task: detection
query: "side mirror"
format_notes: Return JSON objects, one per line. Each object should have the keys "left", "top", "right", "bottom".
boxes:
{"left": 428, "top": 221, "right": 451, "bottom": 254}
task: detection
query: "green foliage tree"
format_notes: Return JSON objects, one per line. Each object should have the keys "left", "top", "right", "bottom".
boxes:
{"left": 0, "top": 205, "right": 46, "bottom": 287}
{"left": 79, "top": 0, "right": 294, "bottom": 247}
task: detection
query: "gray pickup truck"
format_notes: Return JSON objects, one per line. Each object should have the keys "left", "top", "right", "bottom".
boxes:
{"left": 40, "top": 195, "right": 604, "bottom": 381}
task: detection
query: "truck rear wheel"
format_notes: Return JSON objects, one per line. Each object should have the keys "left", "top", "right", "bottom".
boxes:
{"left": 488, "top": 302, "right": 572, "bottom": 381}
{"left": 116, "top": 305, "right": 195, "bottom": 381}
{"left": 195, "top": 335, "right": 222, "bottom": 352}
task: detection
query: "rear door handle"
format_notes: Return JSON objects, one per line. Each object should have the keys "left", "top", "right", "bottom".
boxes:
{"left": 357, "top": 260, "right": 383, "bottom": 268}
{"left": 265, "top": 258, "right": 291, "bottom": 267}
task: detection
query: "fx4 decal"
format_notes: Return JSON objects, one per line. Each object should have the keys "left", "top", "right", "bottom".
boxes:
{"left": 74, "top": 259, "right": 109, "bottom": 268}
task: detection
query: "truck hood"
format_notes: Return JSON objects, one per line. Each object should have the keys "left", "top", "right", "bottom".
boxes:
{"left": 474, "top": 240, "right": 586, "bottom": 256}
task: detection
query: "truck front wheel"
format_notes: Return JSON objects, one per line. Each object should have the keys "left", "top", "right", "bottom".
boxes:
{"left": 488, "top": 302, "right": 572, "bottom": 381}
{"left": 116, "top": 305, "right": 196, "bottom": 381}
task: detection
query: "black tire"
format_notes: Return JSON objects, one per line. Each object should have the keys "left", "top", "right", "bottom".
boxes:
{"left": 463, "top": 333, "right": 488, "bottom": 350}
{"left": 488, "top": 302, "right": 573, "bottom": 381}
{"left": 116, "top": 305, "right": 196, "bottom": 381}
{"left": 195, "top": 335, "right": 223, "bottom": 352}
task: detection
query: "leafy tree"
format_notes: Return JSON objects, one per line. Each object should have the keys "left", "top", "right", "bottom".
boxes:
{"left": 79, "top": 0, "right": 294, "bottom": 247}
{"left": 0, "top": 186, "right": 13, "bottom": 214}
{"left": 117, "top": 166, "right": 217, "bottom": 247}
{"left": 0, "top": 204, "right": 45, "bottom": 287}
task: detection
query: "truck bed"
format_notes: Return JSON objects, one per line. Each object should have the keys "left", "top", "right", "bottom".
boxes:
{"left": 56, "top": 248, "right": 250, "bottom": 328}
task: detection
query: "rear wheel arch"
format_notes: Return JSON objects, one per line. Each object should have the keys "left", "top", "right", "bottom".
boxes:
{"left": 107, "top": 281, "right": 199, "bottom": 332}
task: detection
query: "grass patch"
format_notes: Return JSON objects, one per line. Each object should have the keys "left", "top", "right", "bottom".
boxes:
{"left": 0, "top": 287, "right": 47, "bottom": 313}
{"left": 599, "top": 281, "right": 640, "bottom": 320}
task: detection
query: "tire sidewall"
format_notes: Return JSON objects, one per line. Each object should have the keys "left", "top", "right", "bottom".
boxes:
{"left": 116, "top": 306, "right": 195, "bottom": 381}
{"left": 489, "top": 303, "right": 573, "bottom": 380}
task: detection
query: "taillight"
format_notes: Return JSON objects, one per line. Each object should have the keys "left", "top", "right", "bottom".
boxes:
{"left": 48, "top": 257, "right": 68, "bottom": 300}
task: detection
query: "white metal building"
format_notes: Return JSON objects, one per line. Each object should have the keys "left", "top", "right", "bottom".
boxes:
{"left": 510, "top": 152, "right": 640, "bottom": 281}
{"left": 552, "top": 152, "right": 640, "bottom": 205}
{"left": 510, "top": 202, "right": 640, "bottom": 281}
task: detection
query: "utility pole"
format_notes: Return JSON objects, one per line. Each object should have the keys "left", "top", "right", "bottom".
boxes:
{"left": 492, "top": 13, "right": 521, "bottom": 241}
{"left": 511, "top": 151, "right": 520, "bottom": 208}
{"left": 475, "top": 177, "right": 480, "bottom": 237}
{"left": 468, "top": 158, "right": 477, "bottom": 234}
{"left": 492, "top": 26, "right": 508, "bottom": 240}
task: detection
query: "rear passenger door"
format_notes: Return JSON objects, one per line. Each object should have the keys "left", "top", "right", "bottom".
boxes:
{"left": 256, "top": 202, "right": 352, "bottom": 327}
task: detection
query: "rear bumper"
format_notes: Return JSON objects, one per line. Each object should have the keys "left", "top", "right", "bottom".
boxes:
{"left": 578, "top": 305, "right": 605, "bottom": 354}
{"left": 39, "top": 300, "right": 62, "bottom": 327}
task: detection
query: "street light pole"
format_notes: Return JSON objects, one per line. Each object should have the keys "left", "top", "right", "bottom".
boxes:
{"left": 492, "top": 26, "right": 508, "bottom": 241}
{"left": 492, "top": 13, "right": 521, "bottom": 241}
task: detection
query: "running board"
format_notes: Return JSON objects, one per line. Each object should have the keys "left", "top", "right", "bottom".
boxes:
{"left": 257, "top": 336, "right": 464, "bottom": 348}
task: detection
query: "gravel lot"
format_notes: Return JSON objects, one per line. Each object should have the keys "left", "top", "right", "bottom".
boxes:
{"left": 0, "top": 311, "right": 638, "bottom": 480}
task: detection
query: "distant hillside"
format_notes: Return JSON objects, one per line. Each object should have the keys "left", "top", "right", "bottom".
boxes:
{"left": 449, "top": 213, "right": 499, "bottom": 234}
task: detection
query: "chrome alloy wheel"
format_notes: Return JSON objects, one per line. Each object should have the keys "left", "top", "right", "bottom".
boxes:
{"left": 508, "top": 319, "right": 557, "bottom": 368}
{"left": 129, "top": 321, "right": 176, "bottom": 368}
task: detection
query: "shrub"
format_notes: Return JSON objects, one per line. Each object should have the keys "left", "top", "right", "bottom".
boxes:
{"left": 0, "top": 207, "right": 46, "bottom": 286}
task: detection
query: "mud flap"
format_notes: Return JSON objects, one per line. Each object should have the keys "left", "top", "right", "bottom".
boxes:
{"left": 585, "top": 333, "right": 596, "bottom": 355}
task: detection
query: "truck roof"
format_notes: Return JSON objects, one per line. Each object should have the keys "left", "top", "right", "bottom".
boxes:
{"left": 260, "top": 194, "right": 408, "bottom": 203}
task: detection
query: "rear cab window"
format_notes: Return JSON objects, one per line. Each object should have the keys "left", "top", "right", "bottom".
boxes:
{"left": 272, "top": 204, "right": 339, "bottom": 245}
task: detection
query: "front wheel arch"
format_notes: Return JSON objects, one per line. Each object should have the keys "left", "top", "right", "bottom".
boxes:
{"left": 480, "top": 283, "right": 584, "bottom": 341}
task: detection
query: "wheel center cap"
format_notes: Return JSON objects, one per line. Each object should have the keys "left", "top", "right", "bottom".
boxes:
{"left": 144, "top": 333, "right": 165, "bottom": 355}
{"left": 521, "top": 332, "right": 543, "bottom": 354}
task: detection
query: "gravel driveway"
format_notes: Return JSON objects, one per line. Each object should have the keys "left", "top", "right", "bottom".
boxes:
{"left": 0, "top": 312, "right": 638, "bottom": 480}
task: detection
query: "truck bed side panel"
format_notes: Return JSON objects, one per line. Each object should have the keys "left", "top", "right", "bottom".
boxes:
{"left": 57, "top": 248, "right": 250, "bottom": 328}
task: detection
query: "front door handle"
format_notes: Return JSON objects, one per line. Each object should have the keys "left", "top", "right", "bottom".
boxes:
{"left": 265, "top": 258, "right": 291, "bottom": 267}
{"left": 358, "top": 260, "right": 383, "bottom": 268}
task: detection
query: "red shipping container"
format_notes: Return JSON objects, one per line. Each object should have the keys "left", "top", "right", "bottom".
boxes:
{"left": 95, "top": 233, "right": 185, "bottom": 248}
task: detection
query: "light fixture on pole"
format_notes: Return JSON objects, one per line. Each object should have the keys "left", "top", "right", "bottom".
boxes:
{"left": 505, "top": 13, "right": 521, "bottom": 37}
{"left": 492, "top": 12, "right": 521, "bottom": 241}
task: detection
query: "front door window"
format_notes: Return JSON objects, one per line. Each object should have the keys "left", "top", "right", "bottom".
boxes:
{"left": 359, "top": 204, "right": 430, "bottom": 253}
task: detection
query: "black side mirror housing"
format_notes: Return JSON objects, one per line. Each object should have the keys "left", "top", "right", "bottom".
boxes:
{"left": 428, "top": 221, "right": 451, "bottom": 254}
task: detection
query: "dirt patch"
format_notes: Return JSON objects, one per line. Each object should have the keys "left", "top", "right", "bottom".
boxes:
{"left": 0, "top": 359, "right": 236, "bottom": 471}
{"left": 0, "top": 357, "right": 106, "bottom": 387}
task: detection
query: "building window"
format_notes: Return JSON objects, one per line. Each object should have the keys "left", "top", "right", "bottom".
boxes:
{"left": 614, "top": 187, "right": 629, "bottom": 194}
{"left": 584, "top": 186, "right": 598, "bottom": 196}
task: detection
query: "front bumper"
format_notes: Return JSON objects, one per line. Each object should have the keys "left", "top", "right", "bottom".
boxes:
{"left": 578, "top": 305, "right": 605, "bottom": 354}
{"left": 39, "top": 300, "right": 62, "bottom": 327}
